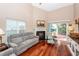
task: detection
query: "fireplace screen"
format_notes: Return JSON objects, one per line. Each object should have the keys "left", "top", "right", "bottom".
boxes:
{"left": 36, "top": 31, "right": 45, "bottom": 40}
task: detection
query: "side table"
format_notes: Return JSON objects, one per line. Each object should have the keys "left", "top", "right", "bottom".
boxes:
{"left": 0, "top": 43, "right": 16, "bottom": 56}
{"left": 0, "top": 43, "right": 8, "bottom": 52}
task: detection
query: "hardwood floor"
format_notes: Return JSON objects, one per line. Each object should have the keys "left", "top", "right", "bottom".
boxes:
{"left": 19, "top": 41, "right": 72, "bottom": 56}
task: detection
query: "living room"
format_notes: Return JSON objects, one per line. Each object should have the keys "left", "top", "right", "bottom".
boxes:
{"left": 0, "top": 3, "right": 79, "bottom": 56}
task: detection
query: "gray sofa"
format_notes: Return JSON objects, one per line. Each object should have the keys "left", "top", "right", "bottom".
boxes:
{"left": 7, "top": 32, "right": 39, "bottom": 55}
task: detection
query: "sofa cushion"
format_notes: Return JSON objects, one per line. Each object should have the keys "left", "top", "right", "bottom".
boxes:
{"left": 15, "top": 44, "right": 27, "bottom": 52}
{"left": 23, "top": 36, "right": 29, "bottom": 41}
{"left": 22, "top": 39, "right": 33, "bottom": 45}
{"left": 24, "top": 35, "right": 34, "bottom": 40}
{"left": 23, "top": 32, "right": 33, "bottom": 36}
{"left": 9, "top": 43, "right": 18, "bottom": 47}
{"left": 11, "top": 37, "right": 23, "bottom": 44}
{"left": 28, "top": 35, "right": 34, "bottom": 39}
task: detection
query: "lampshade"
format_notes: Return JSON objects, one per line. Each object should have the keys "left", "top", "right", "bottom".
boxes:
{"left": 0, "top": 28, "right": 5, "bottom": 35}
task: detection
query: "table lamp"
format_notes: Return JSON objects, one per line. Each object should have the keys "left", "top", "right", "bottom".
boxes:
{"left": 0, "top": 28, "right": 5, "bottom": 46}
{"left": 68, "top": 25, "right": 74, "bottom": 33}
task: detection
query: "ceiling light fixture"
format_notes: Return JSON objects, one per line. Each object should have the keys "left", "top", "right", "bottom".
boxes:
{"left": 39, "top": 3, "right": 42, "bottom": 5}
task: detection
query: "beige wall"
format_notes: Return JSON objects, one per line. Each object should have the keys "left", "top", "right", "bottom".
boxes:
{"left": 0, "top": 3, "right": 75, "bottom": 32}
{"left": 47, "top": 3, "right": 79, "bottom": 33}
{"left": 0, "top": 3, "right": 48, "bottom": 32}
{"left": 0, "top": 3, "right": 78, "bottom": 33}
{"left": 0, "top": 3, "right": 33, "bottom": 32}
{"left": 32, "top": 6, "right": 48, "bottom": 31}
{"left": 69, "top": 4, "right": 79, "bottom": 32}
{"left": 75, "top": 4, "right": 79, "bottom": 18}
{"left": 46, "top": 4, "right": 76, "bottom": 35}
{"left": 74, "top": 4, "right": 79, "bottom": 32}
{"left": 47, "top": 5, "right": 74, "bottom": 22}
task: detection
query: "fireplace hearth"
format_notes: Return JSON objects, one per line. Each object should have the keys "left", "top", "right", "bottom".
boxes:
{"left": 36, "top": 31, "right": 45, "bottom": 40}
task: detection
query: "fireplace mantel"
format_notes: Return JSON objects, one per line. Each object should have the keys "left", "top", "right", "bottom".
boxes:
{"left": 34, "top": 27, "right": 47, "bottom": 31}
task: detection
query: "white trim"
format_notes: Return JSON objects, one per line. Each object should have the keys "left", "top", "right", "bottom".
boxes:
{"left": 67, "top": 45, "right": 75, "bottom": 56}
{"left": 48, "top": 20, "right": 71, "bottom": 23}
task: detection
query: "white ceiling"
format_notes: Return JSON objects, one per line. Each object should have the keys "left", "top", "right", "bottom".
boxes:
{"left": 32, "top": 3, "right": 73, "bottom": 12}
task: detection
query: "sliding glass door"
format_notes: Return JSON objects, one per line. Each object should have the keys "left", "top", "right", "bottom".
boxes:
{"left": 48, "top": 23, "right": 67, "bottom": 36}
{"left": 58, "top": 23, "right": 66, "bottom": 35}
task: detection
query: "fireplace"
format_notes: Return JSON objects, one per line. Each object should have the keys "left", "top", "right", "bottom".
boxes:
{"left": 36, "top": 31, "right": 45, "bottom": 40}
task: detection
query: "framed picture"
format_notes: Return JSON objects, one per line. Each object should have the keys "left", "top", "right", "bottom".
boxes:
{"left": 37, "top": 20, "right": 45, "bottom": 27}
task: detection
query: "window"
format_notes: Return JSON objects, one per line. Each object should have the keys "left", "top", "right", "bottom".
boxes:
{"left": 58, "top": 23, "right": 66, "bottom": 35}
{"left": 48, "top": 23, "right": 67, "bottom": 35}
{"left": 6, "top": 19, "right": 26, "bottom": 35}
